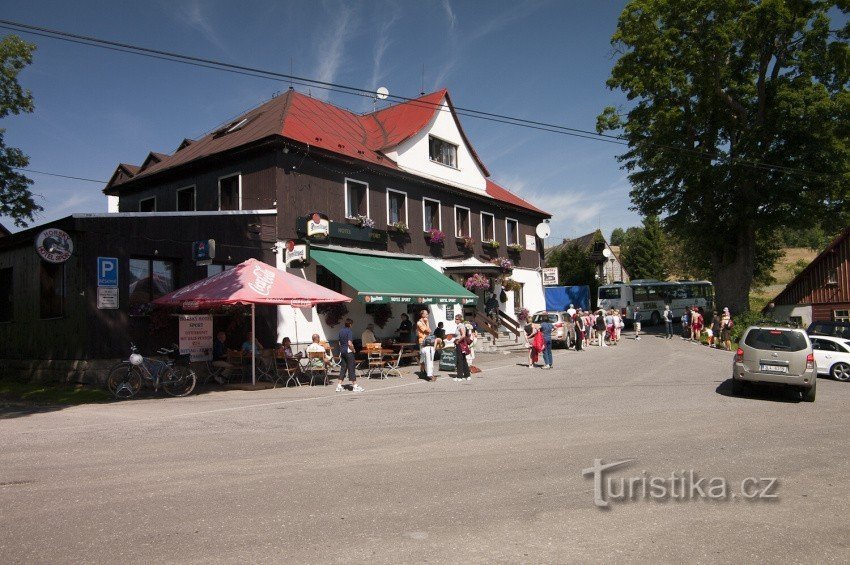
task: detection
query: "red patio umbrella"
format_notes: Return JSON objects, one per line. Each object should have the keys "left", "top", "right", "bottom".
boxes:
{"left": 154, "top": 258, "right": 351, "bottom": 384}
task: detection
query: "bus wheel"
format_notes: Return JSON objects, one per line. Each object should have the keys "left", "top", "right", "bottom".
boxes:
{"left": 650, "top": 311, "right": 661, "bottom": 326}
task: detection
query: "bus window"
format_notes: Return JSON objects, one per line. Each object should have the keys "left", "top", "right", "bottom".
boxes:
{"left": 599, "top": 287, "right": 621, "bottom": 299}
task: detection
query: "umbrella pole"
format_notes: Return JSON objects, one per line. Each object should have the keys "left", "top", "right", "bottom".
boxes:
{"left": 251, "top": 303, "right": 256, "bottom": 386}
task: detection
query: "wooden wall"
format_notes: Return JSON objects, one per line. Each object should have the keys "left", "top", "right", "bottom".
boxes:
{"left": 775, "top": 231, "right": 850, "bottom": 308}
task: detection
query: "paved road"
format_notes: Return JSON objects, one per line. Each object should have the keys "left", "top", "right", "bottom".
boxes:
{"left": 2, "top": 335, "right": 849, "bottom": 563}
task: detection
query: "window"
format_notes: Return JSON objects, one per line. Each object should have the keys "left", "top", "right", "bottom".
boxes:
{"left": 429, "top": 136, "right": 458, "bottom": 168}
{"left": 177, "top": 186, "right": 196, "bottom": 211}
{"left": 513, "top": 282, "right": 524, "bottom": 314}
{"left": 599, "top": 287, "right": 621, "bottom": 300}
{"left": 744, "top": 329, "right": 808, "bottom": 352}
{"left": 40, "top": 262, "right": 65, "bottom": 319}
{"left": 423, "top": 198, "right": 441, "bottom": 231}
{"left": 218, "top": 174, "right": 241, "bottom": 211}
{"left": 139, "top": 197, "right": 156, "bottom": 212}
{"left": 345, "top": 178, "right": 369, "bottom": 218}
{"left": 454, "top": 206, "right": 471, "bottom": 237}
{"left": 835, "top": 309, "right": 850, "bottom": 322}
{"left": 481, "top": 212, "right": 495, "bottom": 241}
{"left": 207, "top": 264, "right": 234, "bottom": 278}
{"left": 129, "top": 258, "right": 175, "bottom": 307}
{"left": 316, "top": 265, "right": 342, "bottom": 293}
{"left": 506, "top": 218, "right": 519, "bottom": 246}
{"left": 386, "top": 189, "right": 407, "bottom": 225}
{"left": 811, "top": 338, "right": 840, "bottom": 352}
{"left": 827, "top": 269, "right": 838, "bottom": 285}
{"left": 0, "top": 267, "right": 12, "bottom": 322}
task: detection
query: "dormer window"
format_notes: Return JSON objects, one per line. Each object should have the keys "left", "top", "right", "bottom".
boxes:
{"left": 429, "top": 136, "right": 458, "bottom": 169}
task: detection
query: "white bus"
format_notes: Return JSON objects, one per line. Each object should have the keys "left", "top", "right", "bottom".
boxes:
{"left": 597, "top": 279, "right": 714, "bottom": 325}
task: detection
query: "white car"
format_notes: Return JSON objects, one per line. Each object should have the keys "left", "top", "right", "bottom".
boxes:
{"left": 810, "top": 335, "right": 850, "bottom": 381}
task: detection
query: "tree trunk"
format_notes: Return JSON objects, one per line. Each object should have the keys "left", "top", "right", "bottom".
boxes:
{"left": 712, "top": 227, "right": 756, "bottom": 315}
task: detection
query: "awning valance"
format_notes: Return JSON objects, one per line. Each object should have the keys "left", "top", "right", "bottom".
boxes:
{"left": 311, "top": 249, "right": 477, "bottom": 305}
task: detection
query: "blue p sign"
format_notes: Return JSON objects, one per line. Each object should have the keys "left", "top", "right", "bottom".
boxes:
{"left": 97, "top": 257, "right": 119, "bottom": 287}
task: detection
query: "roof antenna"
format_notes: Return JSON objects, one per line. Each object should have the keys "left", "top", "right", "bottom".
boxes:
{"left": 374, "top": 86, "right": 389, "bottom": 111}
{"left": 289, "top": 57, "right": 294, "bottom": 90}
{"left": 420, "top": 64, "right": 425, "bottom": 96}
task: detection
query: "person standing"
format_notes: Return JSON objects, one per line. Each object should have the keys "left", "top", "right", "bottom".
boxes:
{"left": 396, "top": 313, "right": 413, "bottom": 342}
{"left": 596, "top": 310, "right": 607, "bottom": 347}
{"left": 662, "top": 305, "right": 673, "bottom": 339}
{"left": 416, "top": 310, "right": 432, "bottom": 378}
{"left": 574, "top": 310, "right": 585, "bottom": 351}
{"left": 681, "top": 307, "right": 690, "bottom": 339}
{"left": 613, "top": 310, "right": 623, "bottom": 343}
{"left": 336, "top": 319, "right": 363, "bottom": 392}
{"left": 524, "top": 322, "right": 539, "bottom": 367}
{"left": 454, "top": 330, "right": 472, "bottom": 381}
{"left": 634, "top": 306, "right": 643, "bottom": 340}
{"left": 539, "top": 317, "right": 554, "bottom": 369}
{"left": 720, "top": 307, "right": 734, "bottom": 351}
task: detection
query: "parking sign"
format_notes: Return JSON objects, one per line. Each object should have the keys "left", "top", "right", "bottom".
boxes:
{"left": 97, "top": 257, "right": 118, "bottom": 287}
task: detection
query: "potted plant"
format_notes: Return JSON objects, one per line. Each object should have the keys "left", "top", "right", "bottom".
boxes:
{"left": 507, "top": 243, "right": 525, "bottom": 254}
{"left": 369, "top": 303, "right": 393, "bottom": 328}
{"left": 492, "top": 257, "right": 513, "bottom": 272}
{"left": 517, "top": 308, "right": 530, "bottom": 323}
{"left": 388, "top": 221, "right": 408, "bottom": 233}
{"left": 458, "top": 235, "right": 475, "bottom": 250}
{"left": 465, "top": 273, "right": 491, "bottom": 292}
{"left": 317, "top": 302, "right": 349, "bottom": 326}
{"left": 483, "top": 239, "right": 500, "bottom": 250}
{"left": 425, "top": 228, "right": 445, "bottom": 246}
{"left": 347, "top": 214, "right": 374, "bottom": 228}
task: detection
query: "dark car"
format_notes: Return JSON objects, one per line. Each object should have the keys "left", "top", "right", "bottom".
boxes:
{"left": 807, "top": 320, "right": 850, "bottom": 340}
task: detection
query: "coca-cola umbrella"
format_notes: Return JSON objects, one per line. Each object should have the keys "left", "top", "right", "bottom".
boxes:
{"left": 154, "top": 258, "right": 351, "bottom": 385}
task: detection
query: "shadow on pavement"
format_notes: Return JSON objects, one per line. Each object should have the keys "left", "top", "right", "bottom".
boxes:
{"left": 715, "top": 378, "right": 803, "bottom": 403}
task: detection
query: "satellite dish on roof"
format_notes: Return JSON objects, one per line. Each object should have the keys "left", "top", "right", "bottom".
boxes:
{"left": 602, "top": 248, "right": 612, "bottom": 258}
{"left": 535, "top": 222, "right": 551, "bottom": 239}
{"left": 376, "top": 86, "right": 389, "bottom": 100}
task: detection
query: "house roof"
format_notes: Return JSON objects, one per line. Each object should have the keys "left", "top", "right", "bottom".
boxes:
{"left": 546, "top": 230, "right": 604, "bottom": 257}
{"left": 105, "top": 89, "right": 544, "bottom": 215}
{"left": 767, "top": 226, "right": 850, "bottom": 308}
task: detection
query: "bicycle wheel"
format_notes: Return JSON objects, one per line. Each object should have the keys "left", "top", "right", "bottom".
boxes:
{"left": 163, "top": 366, "right": 197, "bottom": 397}
{"left": 106, "top": 364, "right": 143, "bottom": 400}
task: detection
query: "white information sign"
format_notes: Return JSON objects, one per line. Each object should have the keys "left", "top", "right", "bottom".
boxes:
{"left": 525, "top": 234, "right": 537, "bottom": 251}
{"left": 179, "top": 314, "right": 213, "bottom": 361}
{"left": 97, "top": 287, "right": 119, "bottom": 309}
{"left": 542, "top": 267, "right": 559, "bottom": 286}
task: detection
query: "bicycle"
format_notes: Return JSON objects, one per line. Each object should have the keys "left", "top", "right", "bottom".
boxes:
{"left": 106, "top": 343, "right": 197, "bottom": 399}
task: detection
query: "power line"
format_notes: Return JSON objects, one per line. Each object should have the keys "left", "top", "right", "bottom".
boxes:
{"left": 0, "top": 18, "right": 839, "bottom": 179}
{"left": 14, "top": 168, "right": 107, "bottom": 183}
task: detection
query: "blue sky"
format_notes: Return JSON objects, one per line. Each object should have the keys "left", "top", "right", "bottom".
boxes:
{"left": 2, "top": 0, "right": 636, "bottom": 241}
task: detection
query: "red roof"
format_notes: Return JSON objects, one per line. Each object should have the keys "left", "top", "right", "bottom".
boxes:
{"left": 106, "top": 90, "right": 546, "bottom": 215}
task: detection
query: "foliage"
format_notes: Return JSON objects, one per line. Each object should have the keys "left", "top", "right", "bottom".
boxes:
{"left": 779, "top": 225, "right": 833, "bottom": 250}
{"left": 0, "top": 35, "right": 42, "bottom": 227}
{"left": 388, "top": 221, "right": 408, "bottom": 233}
{"left": 492, "top": 257, "right": 513, "bottom": 272}
{"left": 348, "top": 214, "right": 374, "bottom": 228}
{"left": 425, "top": 228, "right": 445, "bottom": 245}
{"left": 730, "top": 310, "right": 766, "bottom": 344}
{"left": 464, "top": 273, "right": 491, "bottom": 291}
{"left": 787, "top": 258, "right": 810, "bottom": 278}
{"left": 610, "top": 227, "right": 626, "bottom": 247}
{"left": 620, "top": 215, "right": 668, "bottom": 280}
{"left": 507, "top": 243, "right": 525, "bottom": 254}
{"left": 498, "top": 277, "right": 522, "bottom": 293}
{"left": 317, "top": 302, "right": 348, "bottom": 327}
{"left": 598, "top": 1, "right": 850, "bottom": 313}
{"left": 458, "top": 235, "right": 475, "bottom": 250}
{"left": 483, "top": 239, "right": 500, "bottom": 249}
{"left": 369, "top": 303, "right": 392, "bottom": 328}
{"left": 546, "top": 242, "right": 599, "bottom": 306}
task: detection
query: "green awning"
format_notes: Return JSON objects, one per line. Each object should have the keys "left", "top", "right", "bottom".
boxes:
{"left": 311, "top": 249, "right": 478, "bottom": 305}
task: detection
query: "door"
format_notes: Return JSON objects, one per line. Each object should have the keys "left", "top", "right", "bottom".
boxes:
{"left": 810, "top": 338, "right": 836, "bottom": 375}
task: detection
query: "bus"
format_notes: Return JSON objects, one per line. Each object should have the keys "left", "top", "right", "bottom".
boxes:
{"left": 597, "top": 279, "right": 714, "bottom": 325}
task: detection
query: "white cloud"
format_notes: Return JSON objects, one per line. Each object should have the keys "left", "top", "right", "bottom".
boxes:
{"left": 313, "top": 3, "right": 358, "bottom": 101}
{"left": 368, "top": 5, "right": 401, "bottom": 93}
{"left": 441, "top": 0, "right": 457, "bottom": 29}
{"left": 174, "top": 0, "right": 234, "bottom": 58}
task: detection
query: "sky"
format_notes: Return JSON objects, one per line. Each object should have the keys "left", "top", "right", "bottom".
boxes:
{"left": 1, "top": 0, "right": 637, "bottom": 242}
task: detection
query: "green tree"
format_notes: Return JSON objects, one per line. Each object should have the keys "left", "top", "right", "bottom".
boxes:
{"left": 597, "top": 1, "right": 850, "bottom": 314}
{"left": 610, "top": 227, "right": 626, "bottom": 246}
{"left": 0, "top": 35, "right": 41, "bottom": 227}
{"left": 546, "top": 243, "right": 599, "bottom": 307}
{"left": 620, "top": 215, "right": 668, "bottom": 280}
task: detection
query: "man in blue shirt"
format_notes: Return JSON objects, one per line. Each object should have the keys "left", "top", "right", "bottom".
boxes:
{"left": 337, "top": 318, "right": 363, "bottom": 392}
{"left": 540, "top": 318, "right": 554, "bottom": 369}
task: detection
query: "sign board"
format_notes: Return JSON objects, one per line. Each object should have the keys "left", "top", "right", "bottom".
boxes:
{"left": 296, "top": 217, "right": 387, "bottom": 244}
{"left": 284, "top": 239, "right": 309, "bottom": 267}
{"left": 306, "top": 213, "right": 330, "bottom": 239}
{"left": 439, "top": 346, "right": 457, "bottom": 372}
{"left": 192, "top": 240, "right": 216, "bottom": 263}
{"left": 97, "top": 287, "right": 119, "bottom": 309}
{"left": 178, "top": 314, "right": 213, "bottom": 361}
{"left": 360, "top": 294, "right": 476, "bottom": 305}
{"left": 35, "top": 228, "right": 73, "bottom": 263}
{"left": 290, "top": 299, "right": 313, "bottom": 308}
{"left": 97, "top": 257, "right": 119, "bottom": 287}
{"left": 525, "top": 234, "right": 537, "bottom": 251}
{"left": 542, "top": 267, "right": 559, "bottom": 286}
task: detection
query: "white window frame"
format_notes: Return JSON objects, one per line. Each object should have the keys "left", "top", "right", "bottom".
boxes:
{"left": 344, "top": 178, "right": 370, "bottom": 219}
{"left": 139, "top": 196, "right": 157, "bottom": 212}
{"left": 480, "top": 212, "right": 496, "bottom": 241}
{"left": 217, "top": 173, "right": 242, "bottom": 211}
{"left": 386, "top": 188, "right": 408, "bottom": 226}
{"left": 454, "top": 205, "right": 471, "bottom": 238}
{"left": 505, "top": 217, "right": 519, "bottom": 246}
{"left": 176, "top": 185, "right": 197, "bottom": 212}
{"left": 835, "top": 309, "right": 850, "bottom": 322}
{"left": 428, "top": 135, "right": 459, "bottom": 169}
{"left": 422, "top": 197, "right": 442, "bottom": 232}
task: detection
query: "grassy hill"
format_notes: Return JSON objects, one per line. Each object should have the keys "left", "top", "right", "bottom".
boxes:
{"left": 750, "top": 247, "right": 819, "bottom": 311}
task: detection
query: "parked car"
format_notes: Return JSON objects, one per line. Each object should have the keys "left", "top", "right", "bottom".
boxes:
{"left": 531, "top": 311, "right": 570, "bottom": 348}
{"left": 807, "top": 320, "right": 850, "bottom": 340}
{"left": 810, "top": 335, "right": 850, "bottom": 382}
{"left": 732, "top": 325, "right": 817, "bottom": 402}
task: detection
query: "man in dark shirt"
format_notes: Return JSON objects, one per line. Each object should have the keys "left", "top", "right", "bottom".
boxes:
{"left": 396, "top": 313, "right": 412, "bottom": 342}
{"left": 211, "top": 331, "right": 232, "bottom": 384}
{"left": 337, "top": 319, "right": 363, "bottom": 392}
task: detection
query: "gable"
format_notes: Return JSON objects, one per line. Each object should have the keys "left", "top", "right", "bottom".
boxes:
{"left": 382, "top": 99, "right": 488, "bottom": 194}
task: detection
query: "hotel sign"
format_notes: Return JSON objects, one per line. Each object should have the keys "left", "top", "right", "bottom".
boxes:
{"left": 296, "top": 217, "right": 387, "bottom": 244}
{"left": 361, "top": 294, "right": 476, "bottom": 305}
{"left": 306, "top": 213, "right": 330, "bottom": 239}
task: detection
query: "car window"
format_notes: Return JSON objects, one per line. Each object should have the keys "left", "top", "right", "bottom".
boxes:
{"left": 532, "top": 314, "right": 558, "bottom": 323}
{"left": 744, "top": 329, "right": 809, "bottom": 352}
{"left": 838, "top": 341, "right": 850, "bottom": 353}
{"left": 812, "top": 339, "right": 838, "bottom": 352}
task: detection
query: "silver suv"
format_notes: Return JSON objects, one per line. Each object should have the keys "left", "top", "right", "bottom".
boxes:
{"left": 732, "top": 325, "right": 817, "bottom": 402}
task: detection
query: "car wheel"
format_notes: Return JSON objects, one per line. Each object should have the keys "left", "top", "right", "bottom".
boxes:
{"left": 830, "top": 362, "right": 850, "bottom": 382}
{"left": 650, "top": 311, "right": 661, "bottom": 326}
{"left": 802, "top": 383, "right": 816, "bottom": 402}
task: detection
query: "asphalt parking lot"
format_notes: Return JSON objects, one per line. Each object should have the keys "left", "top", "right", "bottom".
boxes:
{"left": 2, "top": 333, "right": 849, "bottom": 563}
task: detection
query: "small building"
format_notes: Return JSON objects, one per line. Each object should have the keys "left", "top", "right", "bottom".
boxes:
{"left": 766, "top": 227, "right": 850, "bottom": 327}
{"left": 545, "top": 230, "right": 630, "bottom": 284}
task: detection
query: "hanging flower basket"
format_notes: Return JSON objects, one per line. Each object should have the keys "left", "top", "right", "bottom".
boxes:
{"left": 388, "top": 221, "right": 408, "bottom": 234}
{"left": 507, "top": 243, "right": 525, "bottom": 254}
{"left": 465, "top": 273, "right": 491, "bottom": 291}
{"left": 517, "top": 308, "right": 530, "bottom": 323}
{"left": 492, "top": 257, "right": 513, "bottom": 272}
{"left": 483, "top": 239, "right": 500, "bottom": 250}
{"left": 370, "top": 303, "right": 393, "bottom": 328}
{"left": 317, "top": 302, "right": 349, "bottom": 327}
{"left": 499, "top": 277, "right": 522, "bottom": 293}
{"left": 347, "top": 215, "right": 374, "bottom": 228}
{"left": 425, "top": 228, "right": 445, "bottom": 246}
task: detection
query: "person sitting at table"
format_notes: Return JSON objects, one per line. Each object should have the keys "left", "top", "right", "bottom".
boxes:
{"left": 210, "top": 331, "right": 232, "bottom": 384}
{"left": 396, "top": 313, "right": 412, "bottom": 342}
{"left": 433, "top": 322, "right": 446, "bottom": 340}
{"left": 361, "top": 323, "right": 377, "bottom": 346}
{"left": 306, "top": 333, "right": 331, "bottom": 368}
{"left": 280, "top": 337, "right": 297, "bottom": 359}
{"left": 242, "top": 331, "right": 263, "bottom": 355}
